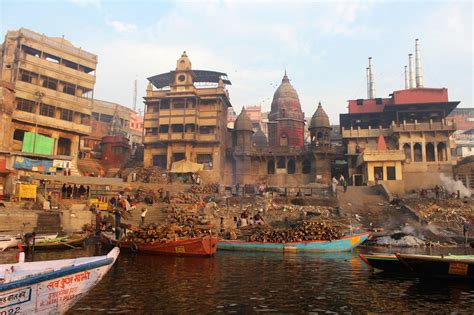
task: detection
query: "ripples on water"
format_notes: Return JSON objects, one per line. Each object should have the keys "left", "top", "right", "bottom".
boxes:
{"left": 1, "top": 244, "right": 473, "bottom": 313}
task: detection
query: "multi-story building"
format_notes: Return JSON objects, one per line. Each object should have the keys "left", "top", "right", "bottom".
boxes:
{"left": 0, "top": 28, "right": 97, "bottom": 159}
{"left": 340, "top": 40, "right": 460, "bottom": 193}
{"left": 143, "top": 51, "right": 232, "bottom": 182}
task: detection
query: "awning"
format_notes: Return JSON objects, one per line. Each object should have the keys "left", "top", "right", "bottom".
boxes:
{"left": 170, "top": 159, "right": 203, "bottom": 173}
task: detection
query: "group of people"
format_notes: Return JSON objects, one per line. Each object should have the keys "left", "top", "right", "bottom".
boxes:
{"left": 331, "top": 174, "right": 348, "bottom": 196}
{"left": 61, "top": 184, "right": 90, "bottom": 199}
{"left": 233, "top": 210, "right": 265, "bottom": 229}
{"left": 433, "top": 185, "right": 457, "bottom": 200}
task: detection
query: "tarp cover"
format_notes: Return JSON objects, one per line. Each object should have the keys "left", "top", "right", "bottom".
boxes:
{"left": 22, "top": 132, "right": 54, "bottom": 155}
{"left": 13, "top": 156, "right": 55, "bottom": 173}
{"left": 170, "top": 159, "right": 203, "bottom": 173}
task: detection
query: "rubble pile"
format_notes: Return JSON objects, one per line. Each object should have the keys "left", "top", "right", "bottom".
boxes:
{"left": 248, "top": 220, "right": 344, "bottom": 243}
{"left": 189, "top": 184, "right": 219, "bottom": 194}
{"left": 415, "top": 200, "right": 472, "bottom": 225}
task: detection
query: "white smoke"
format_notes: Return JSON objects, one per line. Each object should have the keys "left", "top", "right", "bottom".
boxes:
{"left": 439, "top": 173, "right": 472, "bottom": 198}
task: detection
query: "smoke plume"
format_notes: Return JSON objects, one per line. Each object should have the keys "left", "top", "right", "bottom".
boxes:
{"left": 439, "top": 173, "right": 472, "bottom": 198}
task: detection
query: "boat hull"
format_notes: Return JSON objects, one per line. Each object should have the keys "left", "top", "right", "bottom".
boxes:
{"left": 100, "top": 232, "right": 218, "bottom": 257}
{"left": 22, "top": 236, "right": 87, "bottom": 251}
{"left": 396, "top": 253, "right": 474, "bottom": 279}
{"left": 218, "top": 232, "right": 370, "bottom": 253}
{"left": 359, "top": 253, "right": 407, "bottom": 273}
{"left": 0, "top": 248, "right": 119, "bottom": 314}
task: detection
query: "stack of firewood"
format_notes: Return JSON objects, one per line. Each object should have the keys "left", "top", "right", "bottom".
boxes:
{"left": 125, "top": 221, "right": 212, "bottom": 244}
{"left": 170, "top": 193, "right": 201, "bottom": 204}
{"left": 248, "top": 220, "right": 344, "bottom": 243}
{"left": 189, "top": 184, "right": 219, "bottom": 194}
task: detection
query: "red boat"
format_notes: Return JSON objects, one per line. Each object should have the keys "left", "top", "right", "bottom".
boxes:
{"left": 100, "top": 232, "right": 217, "bottom": 257}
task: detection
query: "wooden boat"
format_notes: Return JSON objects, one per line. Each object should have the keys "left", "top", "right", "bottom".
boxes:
{"left": 100, "top": 232, "right": 218, "bottom": 257}
{"left": 218, "top": 232, "right": 370, "bottom": 253}
{"left": 22, "top": 235, "right": 88, "bottom": 251}
{"left": 0, "top": 238, "right": 18, "bottom": 252}
{"left": 396, "top": 253, "right": 474, "bottom": 280}
{"left": 359, "top": 253, "right": 408, "bottom": 273}
{"left": 0, "top": 247, "right": 119, "bottom": 314}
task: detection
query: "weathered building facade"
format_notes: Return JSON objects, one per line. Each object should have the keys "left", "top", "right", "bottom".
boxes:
{"left": 340, "top": 41, "right": 460, "bottom": 193}
{"left": 143, "top": 53, "right": 336, "bottom": 187}
{"left": 0, "top": 28, "right": 97, "bottom": 159}
{"left": 143, "top": 52, "right": 232, "bottom": 183}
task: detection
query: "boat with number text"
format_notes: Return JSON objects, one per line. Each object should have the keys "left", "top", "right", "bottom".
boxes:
{"left": 0, "top": 247, "right": 119, "bottom": 314}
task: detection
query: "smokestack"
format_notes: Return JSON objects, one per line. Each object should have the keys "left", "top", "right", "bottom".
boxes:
{"left": 366, "top": 67, "right": 370, "bottom": 99}
{"left": 408, "top": 53, "right": 415, "bottom": 89}
{"left": 368, "top": 57, "right": 376, "bottom": 99}
{"left": 404, "top": 66, "right": 409, "bottom": 89}
{"left": 415, "top": 38, "right": 424, "bottom": 88}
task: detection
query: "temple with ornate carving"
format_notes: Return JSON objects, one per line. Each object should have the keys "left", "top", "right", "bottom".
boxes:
{"left": 143, "top": 52, "right": 336, "bottom": 187}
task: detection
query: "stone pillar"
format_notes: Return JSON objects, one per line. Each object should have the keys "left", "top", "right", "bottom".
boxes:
{"left": 434, "top": 142, "right": 438, "bottom": 162}
{"left": 166, "top": 145, "right": 172, "bottom": 170}
{"left": 421, "top": 141, "right": 426, "bottom": 162}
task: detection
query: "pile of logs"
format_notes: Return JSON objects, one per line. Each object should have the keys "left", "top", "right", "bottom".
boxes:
{"left": 189, "top": 184, "right": 219, "bottom": 194}
{"left": 248, "top": 220, "right": 344, "bottom": 243}
{"left": 170, "top": 192, "right": 202, "bottom": 204}
{"left": 125, "top": 221, "right": 211, "bottom": 244}
{"left": 129, "top": 167, "right": 167, "bottom": 183}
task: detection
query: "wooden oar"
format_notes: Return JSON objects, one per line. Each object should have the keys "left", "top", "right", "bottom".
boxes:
{"left": 60, "top": 240, "right": 78, "bottom": 249}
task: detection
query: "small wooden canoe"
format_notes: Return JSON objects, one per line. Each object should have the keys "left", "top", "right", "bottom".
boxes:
{"left": 100, "top": 232, "right": 218, "bottom": 257}
{"left": 22, "top": 235, "right": 88, "bottom": 251}
{"left": 396, "top": 253, "right": 474, "bottom": 280}
{"left": 0, "top": 247, "right": 119, "bottom": 314}
{"left": 218, "top": 232, "right": 370, "bottom": 253}
{"left": 359, "top": 253, "right": 408, "bottom": 273}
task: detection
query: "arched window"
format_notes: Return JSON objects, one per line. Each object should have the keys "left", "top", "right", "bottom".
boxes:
{"left": 413, "top": 143, "right": 422, "bottom": 162}
{"left": 302, "top": 160, "right": 311, "bottom": 174}
{"left": 277, "top": 157, "right": 286, "bottom": 169}
{"left": 267, "top": 160, "right": 275, "bottom": 174}
{"left": 280, "top": 133, "right": 288, "bottom": 146}
{"left": 403, "top": 143, "right": 411, "bottom": 161}
{"left": 426, "top": 143, "right": 435, "bottom": 161}
{"left": 316, "top": 132, "right": 323, "bottom": 141}
{"left": 287, "top": 158, "right": 296, "bottom": 174}
{"left": 437, "top": 142, "right": 447, "bottom": 161}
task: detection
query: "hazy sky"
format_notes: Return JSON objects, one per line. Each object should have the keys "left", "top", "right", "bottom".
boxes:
{"left": 1, "top": 0, "right": 472, "bottom": 122}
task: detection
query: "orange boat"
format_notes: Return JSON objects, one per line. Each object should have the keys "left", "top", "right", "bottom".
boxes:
{"left": 100, "top": 232, "right": 217, "bottom": 257}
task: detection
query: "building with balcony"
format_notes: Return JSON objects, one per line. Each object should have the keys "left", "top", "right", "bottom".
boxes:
{"left": 340, "top": 42, "right": 460, "bottom": 193}
{"left": 0, "top": 28, "right": 97, "bottom": 161}
{"left": 143, "top": 52, "right": 232, "bottom": 183}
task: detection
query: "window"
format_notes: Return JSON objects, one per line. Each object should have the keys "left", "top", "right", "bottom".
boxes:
{"left": 81, "top": 114, "right": 91, "bottom": 125}
{"left": 44, "top": 52, "right": 60, "bottom": 64}
{"left": 113, "top": 147, "right": 119, "bottom": 155}
{"left": 287, "top": 158, "right": 296, "bottom": 174}
{"left": 267, "top": 160, "right": 275, "bottom": 174}
{"left": 22, "top": 45, "right": 41, "bottom": 58}
{"left": 185, "top": 124, "right": 195, "bottom": 132}
{"left": 17, "top": 98, "right": 35, "bottom": 112}
{"left": 42, "top": 76, "right": 58, "bottom": 90}
{"left": 13, "top": 129, "right": 26, "bottom": 141}
{"left": 426, "top": 143, "right": 435, "bottom": 162}
{"left": 92, "top": 112, "right": 100, "bottom": 120}
{"left": 356, "top": 99, "right": 364, "bottom": 106}
{"left": 173, "top": 153, "right": 185, "bottom": 162}
{"left": 60, "top": 108, "right": 73, "bottom": 121}
{"left": 160, "top": 100, "right": 170, "bottom": 109}
{"left": 403, "top": 143, "right": 411, "bottom": 161}
{"left": 159, "top": 125, "right": 169, "bottom": 133}
{"left": 39, "top": 104, "right": 55, "bottom": 117}
{"left": 62, "top": 59, "right": 78, "bottom": 70}
{"left": 100, "top": 114, "right": 112, "bottom": 123}
{"left": 387, "top": 167, "right": 396, "bottom": 180}
{"left": 19, "top": 69, "right": 37, "bottom": 84}
{"left": 277, "top": 157, "right": 286, "bottom": 169}
{"left": 302, "top": 160, "right": 311, "bottom": 174}
{"left": 171, "top": 124, "right": 184, "bottom": 133}
{"left": 413, "top": 143, "right": 422, "bottom": 162}
{"left": 199, "top": 126, "right": 215, "bottom": 134}
{"left": 374, "top": 166, "right": 384, "bottom": 181}
{"left": 62, "top": 82, "right": 76, "bottom": 95}
{"left": 197, "top": 154, "right": 213, "bottom": 170}
{"left": 375, "top": 98, "right": 383, "bottom": 105}
{"left": 173, "top": 102, "right": 185, "bottom": 109}
{"left": 152, "top": 155, "right": 167, "bottom": 169}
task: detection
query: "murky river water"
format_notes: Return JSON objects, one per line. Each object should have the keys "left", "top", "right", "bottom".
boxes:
{"left": 1, "top": 244, "right": 473, "bottom": 313}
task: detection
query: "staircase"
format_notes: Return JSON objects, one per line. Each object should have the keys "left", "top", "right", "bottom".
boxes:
{"left": 76, "top": 158, "right": 104, "bottom": 176}
{"left": 337, "top": 186, "right": 386, "bottom": 209}
{"left": 34, "top": 212, "right": 62, "bottom": 234}
{"left": 69, "top": 160, "right": 81, "bottom": 176}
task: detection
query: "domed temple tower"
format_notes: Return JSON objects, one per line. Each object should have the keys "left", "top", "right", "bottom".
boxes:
{"left": 232, "top": 108, "right": 254, "bottom": 184}
{"left": 309, "top": 102, "right": 331, "bottom": 146}
{"left": 252, "top": 128, "right": 268, "bottom": 148}
{"left": 268, "top": 72, "right": 305, "bottom": 148}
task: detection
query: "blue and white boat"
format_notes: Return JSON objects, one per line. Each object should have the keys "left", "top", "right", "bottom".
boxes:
{"left": 218, "top": 232, "right": 370, "bottom": 253}
{"left": 0, "top": 247, "right": 119, "bottom": 314}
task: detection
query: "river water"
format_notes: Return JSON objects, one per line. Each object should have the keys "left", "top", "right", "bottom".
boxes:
{"left": 1, "top": 244, "right": 473, "bottom": 313}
